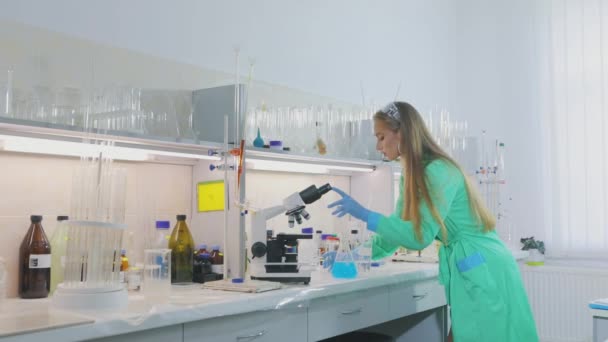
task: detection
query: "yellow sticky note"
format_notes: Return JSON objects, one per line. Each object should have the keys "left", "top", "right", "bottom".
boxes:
{"left": 197, "top": 180, "right": 225, "bottom": 212}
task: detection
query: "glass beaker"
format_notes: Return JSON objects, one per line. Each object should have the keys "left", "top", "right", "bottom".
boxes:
{"left": 143, "top": 249, "right": 172, "bottom": 301}
{"left": 331, "top": 237, "right": 358, "bottom": 279}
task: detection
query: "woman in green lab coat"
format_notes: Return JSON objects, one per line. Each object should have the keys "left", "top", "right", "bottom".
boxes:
{"left": 328, "top": 102, "right": 539, "bottom": 342}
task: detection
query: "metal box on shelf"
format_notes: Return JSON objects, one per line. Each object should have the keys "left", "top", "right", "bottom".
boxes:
{"left": 192, "top": 84, "right": 246, "bottom": 145}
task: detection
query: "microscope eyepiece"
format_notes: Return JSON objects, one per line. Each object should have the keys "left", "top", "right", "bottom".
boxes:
{"left": 300, "top": 183, "right": 332, "bottom": 204}
{"left": 318, "top": 183, "right": 332, "bottom": 195}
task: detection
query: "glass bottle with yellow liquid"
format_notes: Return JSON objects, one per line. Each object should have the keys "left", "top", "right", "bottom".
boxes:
{"left": 50, "top": 215, "right": 69, "bottom": 294}
{"left": 169, "top": 215, "right": 194, "bottom": 283}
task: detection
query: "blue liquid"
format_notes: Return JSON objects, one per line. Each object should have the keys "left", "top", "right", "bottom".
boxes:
{"left": 331, "top": 261, "right": 358, "bottom": 279}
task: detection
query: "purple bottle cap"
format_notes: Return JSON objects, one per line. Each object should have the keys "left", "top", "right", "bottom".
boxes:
{"left": 321, "top": 234, "right": 333, "bottom": 240}
{"left": 156, "top": 221, "right": 170, "bottom": 229}
{"left": 301, "top": 227, "right": 314, "bottom": 234}
{"left": 232, "top": 278, "right": 244, "bottom": 283}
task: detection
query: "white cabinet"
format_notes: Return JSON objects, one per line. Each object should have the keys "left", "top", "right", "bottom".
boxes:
{"left": 594, "top": 316, "right": 608, "bottom": 342}
{"left": 387, "top": 279, "right": 445, "bottom": 320}
{"left": 183, "top": 307, "right": 307, "bottom": 342}
{"left": 307, "top": 286, "right": 390, "bottom": 341}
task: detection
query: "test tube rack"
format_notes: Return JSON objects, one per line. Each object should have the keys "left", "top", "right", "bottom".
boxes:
{"left": 52, "top": 221, "right": 128, "bottom": 311}
{"left": 53, "top": 144, "right": 129, "bottom": 311}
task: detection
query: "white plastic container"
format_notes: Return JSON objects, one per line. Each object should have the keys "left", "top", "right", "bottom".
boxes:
{"left": 298, "top": 228, "right": 315, "bottom": 270}
{"left": 143, "top": 249, "right": 171, "bottom": 302}
{"left": 154, "top": 220, "right": 171, "bottom": 249}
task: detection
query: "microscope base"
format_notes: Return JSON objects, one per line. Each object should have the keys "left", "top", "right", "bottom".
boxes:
{"left": 251, "top": 275, "right": 311, "bottom": 285}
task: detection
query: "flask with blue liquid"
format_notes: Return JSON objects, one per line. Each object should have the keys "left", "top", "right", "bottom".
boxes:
{"left": 331, "top": 235, "right": 358, "bottom": 279}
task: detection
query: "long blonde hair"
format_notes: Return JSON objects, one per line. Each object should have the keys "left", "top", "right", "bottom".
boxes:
{"left": 374, "top": 102, "right": 495, "bottom": 243}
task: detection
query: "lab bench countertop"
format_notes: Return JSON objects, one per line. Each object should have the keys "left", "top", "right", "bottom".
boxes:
{"left": 591, "top": 308, "right": 608, "bottom": 318}
{"left": 0, "top": 262, "right": 442, "bottom": 342}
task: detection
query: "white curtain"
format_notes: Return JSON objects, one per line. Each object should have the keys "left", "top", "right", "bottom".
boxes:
{"left": 539, "top": 0, "right": 608, "bottom": 257}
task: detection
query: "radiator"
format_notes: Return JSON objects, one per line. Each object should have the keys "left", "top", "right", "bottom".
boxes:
{"left": 520, "top": 264, "right": 608, "bottom": 342}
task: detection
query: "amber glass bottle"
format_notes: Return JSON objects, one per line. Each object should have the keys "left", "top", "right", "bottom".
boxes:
{"left": 169, "top": 215, "right": 194, "bottom": 283}
{"left": 19, "top": 215, "right": 51, "bottom": 298}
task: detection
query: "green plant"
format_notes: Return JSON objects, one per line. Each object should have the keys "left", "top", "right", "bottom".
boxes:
{"left": 520, "top": 236, "right": 545, "bottom": 254}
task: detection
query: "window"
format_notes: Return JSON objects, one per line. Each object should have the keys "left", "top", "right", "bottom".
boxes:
{"left": 539, "top": 0, "right": 608, "bottom": 256}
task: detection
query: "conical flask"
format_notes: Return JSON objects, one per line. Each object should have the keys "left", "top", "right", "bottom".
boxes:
{"left": 331, "top": 236, "right": 358, "bottom": 279}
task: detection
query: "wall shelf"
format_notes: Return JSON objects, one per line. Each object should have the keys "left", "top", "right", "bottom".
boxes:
{"left": 0, "top": 118, "right": 222, "bottom": 163}
{"left": 246, "top": 147, "right": 379, "bottom": 174}
{"left": 0, "top": 118, "right": 390, "bottom": 174}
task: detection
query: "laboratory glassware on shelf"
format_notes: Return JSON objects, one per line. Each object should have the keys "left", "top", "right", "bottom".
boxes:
{"left": 245, "top": 105, "right": 377, "bottom": 160}
{"left": 422, "top": 106, "right": 470, "bottom": 171}
{"left": 248, "top": 183, "right": 332, "bottom": 284}
{"left": 1, "top": 68, "right": 191, "bottom": 141}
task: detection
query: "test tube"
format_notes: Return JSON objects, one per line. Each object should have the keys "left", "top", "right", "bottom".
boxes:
{"left": 5, "top": 69, "right": 13, "bottom": 117}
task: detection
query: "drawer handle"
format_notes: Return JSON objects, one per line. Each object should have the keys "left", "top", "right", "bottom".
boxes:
{"left": 413, "top": 293, "right": 428, "bottom": 300}
{"left": 340, "top": 308, "right": 363, "bottom": 315}
{"left": 236, "top": 330, "right": 266, "bottom": 340}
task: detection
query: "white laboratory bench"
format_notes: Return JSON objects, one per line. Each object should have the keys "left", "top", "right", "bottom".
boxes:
{"left": 0, "top": 262, "right": 447, "bottom": 342}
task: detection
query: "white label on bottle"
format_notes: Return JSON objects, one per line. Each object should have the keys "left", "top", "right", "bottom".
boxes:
{"left": 29, "top": 254, "right": 51, "bottom": 269}
{"left": 211, "top": 265, "right": 223, "bottom": 274}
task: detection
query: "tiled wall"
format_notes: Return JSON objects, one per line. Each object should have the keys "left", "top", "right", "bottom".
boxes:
{"left": 0, "top": 152, "right": 193, "bottom": 298}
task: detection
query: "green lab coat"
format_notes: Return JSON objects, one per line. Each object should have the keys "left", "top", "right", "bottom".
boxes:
{"left": 371, "top": 159, "right": 539, "bottom": 342}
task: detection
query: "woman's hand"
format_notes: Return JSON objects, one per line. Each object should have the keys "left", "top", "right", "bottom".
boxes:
{"left": 328, "top": 187, "right": 371, "bottom": 222}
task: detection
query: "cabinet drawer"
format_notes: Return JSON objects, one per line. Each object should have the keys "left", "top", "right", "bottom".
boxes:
{"left": 388, "top": 279, "right": 446, "bottom": 320}
{"left": 184, "top": 307, "right": 307, "bottom": 342}
{"left": 308, "top": 287, "right": 389, "bottom": 341}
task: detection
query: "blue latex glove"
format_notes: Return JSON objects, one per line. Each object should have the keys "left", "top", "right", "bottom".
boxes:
{"left": 328, "top": 187, "right": 372, "bottom": 222}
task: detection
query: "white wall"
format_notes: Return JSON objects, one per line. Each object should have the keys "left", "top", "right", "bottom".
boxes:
{"left": 0, "top": 0, "right": 547, "bottom": 244}
{"left": 0, "top": 0, "right": 456, "bottom": 108}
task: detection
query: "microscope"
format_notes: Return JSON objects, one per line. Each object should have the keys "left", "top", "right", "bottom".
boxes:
{"left": 248, "top": 183, "right": 332, "bottom": 284}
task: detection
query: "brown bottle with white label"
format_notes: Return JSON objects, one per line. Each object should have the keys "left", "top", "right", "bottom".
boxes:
{"left": 19, "top": 215, "right": 51, "bottom": 298}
